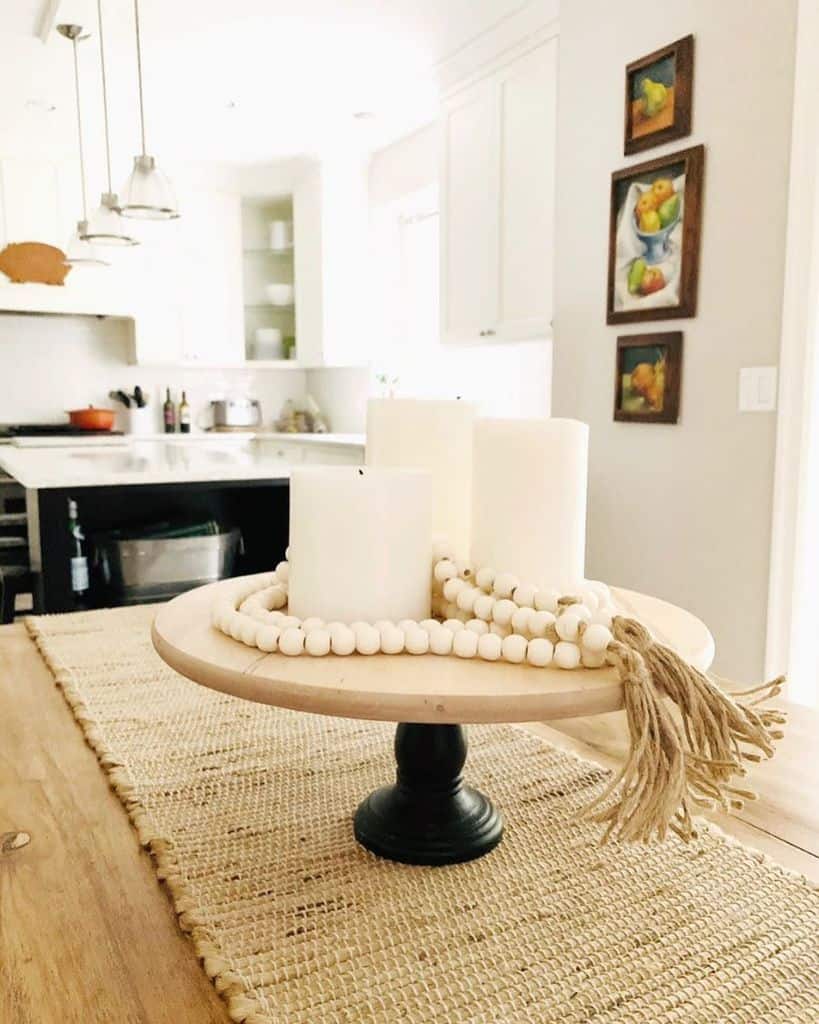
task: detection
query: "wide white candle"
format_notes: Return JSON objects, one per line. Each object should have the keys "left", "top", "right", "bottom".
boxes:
{"left": 366, "top": 398, "right": 477, "bottom": 558}
{"left": 471, "top": 418, "right": 589, "bottom": 591}
{"left": 288, "top": 466, "right": 433, "bottom": 623}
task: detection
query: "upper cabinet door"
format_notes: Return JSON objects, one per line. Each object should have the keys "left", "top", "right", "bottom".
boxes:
{"left": 439, "top": 36, "right": 557, "bottom": 344}
{"left": 439, "top": 80, "right": 500, "bottom": 343}
{"left": 496, "top": 39, "right": 557, "bottom": 339}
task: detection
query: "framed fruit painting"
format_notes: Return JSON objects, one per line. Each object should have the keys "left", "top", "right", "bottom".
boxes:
{"left": 614, "top": 332, "right": 682, "bottom": 424}
{"left": 606, "top": 144, "right": 704, "bottom": 325}
{"left": 624, "top": 35, "right": 694, "bottom": 155}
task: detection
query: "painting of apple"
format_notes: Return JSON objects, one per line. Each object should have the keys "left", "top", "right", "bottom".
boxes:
{"left": 607, "top": 145, "right": 704, "bottom": 325}
{"left": 614, "top": 332, "right": 683, "bottom": 425}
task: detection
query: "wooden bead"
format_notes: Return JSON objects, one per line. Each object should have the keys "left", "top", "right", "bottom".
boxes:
{"left": 534, "top": 589, "right": 560, "bottom": 613}
{"left": 305, "top": 629, "right": 332, "bottom": 656}
{"left": 405, "top": 628, "right": 430, "bottom": 655}
{"left": 477, "top": 632, "right": 503, "bottom": 661}
{"left": 429, "top": 628, "right": 454, "bottom": 656}
{"left": 554, "top": 641, "right": 581, "bottom": 669}
{"left": 555, "top": 612, "right": 581, "bottom": 642}
{"left": 582, "top": 623, "right": 612, "bottom": 654}
{"left": 433, "top": 559, "right": 457, "bottom": 583}
{"left": 465, "top": 618, "right": 489, "bottom": 636}
{"left": 581, "top": 648, "right": 607, "bottom": 669}
{"left": 501, "top": 634, "right": 527, "bottom": 664}
{"left": 528, "top": 610, "right": 556, "bottom": 638}
{"left": 419, "top": 619, "right": 440, "bottom": 633}
{"left": 443, "top": 577, "right": 466, "bottom": 602}
{"left": 526, "top": 638, "right": 554, "bottom": 667}
{"left": 274, "top": 561, "right": 290, "bottom": 583}
{"left": 473, "top": 594, "right": 495, "bottom": 621}
{"left": 489, "top": 621, "right": 510, "bottom": 638}
{"left": 453, "top": 629, "right": 479, "bottom": 659}
{"left": 456, "top": 586, "right": 480, "bottom": 613}
{"left": 278, "top": 615, "right": 301, "bottom": 631}
{"left": 330, "top": 625, "right": 356, "bottom": 656}
{"left": 492, "top": 599, "right": 516, "bottom": 626}
{"left": 511, "top": 607, "right": 534, "bottom": 636}
{"left": 442, "top": 618, "right": 465, "bottom": 633}
{"left": 240, "top": 620, "right": 259, "bottom": 647}
{"left": 492, "top": 572, "right": 519, "bottom": 599}
{"left": 355, "top": 624, "right": 380, "bottom": 656}
{"left": 279, "top": 627, "right": 305, "bottom": 656}
{"left": 455, "top": 560, "right": 475, "bottom": 581}
{"left": 267, "top": 586, "right": 287, "bottom": 610}
{"left": 512, "top": 583, "right": 538, "bottom": 608}
{"left": 228, "top": 613, "right": 245, "bottom": 641}
{"left": 256, "top": 626, "right": 281, "bottom": 653}
{"left": 397, "top": 619, "right": 418, "bottom": 633}
{"left": 475, "top": 567, "right": 496, "bottom": 592}
{"left": 350, "top": 620, "right": 370, "bottom": 634}
{"left": 579, "top": 588, "right": 600, "bottom": 612}
{"left": 379, "top": 625, "right": 405, "bottom": 655}
{"left": 572, "top": 604, "right": 592, "bottom": 624}
{"left": 301, "top": 617, "right": 325, "bottom": 635}
{"left": 373, "top": 619, "right": 394, "bottom": 632}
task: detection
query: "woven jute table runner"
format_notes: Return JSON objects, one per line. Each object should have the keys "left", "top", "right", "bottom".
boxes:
{"left": 27, "top": 606, "right": 819, "bottom": 1024}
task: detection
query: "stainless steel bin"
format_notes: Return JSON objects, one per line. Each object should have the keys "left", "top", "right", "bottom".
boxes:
{"left": 99, "top": 527, "right": 241, "bottom": 602}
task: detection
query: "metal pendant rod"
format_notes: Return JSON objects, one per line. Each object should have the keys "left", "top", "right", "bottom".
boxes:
{"left": 70, "top": 34, "right": 89, "bottom": 222}
{"left": 96, "top": 0, "right": 114, "bottom": 193}
{"left": 133, "top": 0, "right": 148, "bottom": 156}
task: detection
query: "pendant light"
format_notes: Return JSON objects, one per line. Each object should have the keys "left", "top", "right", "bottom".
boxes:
{"left": 82, "top": 0, "right": 138, "bottom": 246}
{"left": 118, "top": 0, "right": 179, "bottom": 220}
{"left": 57, "top": 24, "right": 110, "bottom": 268}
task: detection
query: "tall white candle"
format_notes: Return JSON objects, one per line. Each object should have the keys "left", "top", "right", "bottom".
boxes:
{"left": 288, "top": 466, "right": 433, "bottom": 623}
{"left": 471, "top": 418, "right": 589, "bottom": 591}
{"left": 366, "top": 398, "right": 477, "bottom": 558}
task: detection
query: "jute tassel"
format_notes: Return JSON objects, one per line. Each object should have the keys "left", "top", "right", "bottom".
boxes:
{"left": 577, "top": 615, "right": 786, "bottom": 845}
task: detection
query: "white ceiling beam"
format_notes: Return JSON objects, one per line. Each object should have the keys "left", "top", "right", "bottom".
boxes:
{"left": 35, "top": 0, "right": 62, "bottom": 43}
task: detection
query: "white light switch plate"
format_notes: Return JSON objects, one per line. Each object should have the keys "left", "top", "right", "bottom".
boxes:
{"left": 739, "top": 366, "right": 778, "bottom": 412}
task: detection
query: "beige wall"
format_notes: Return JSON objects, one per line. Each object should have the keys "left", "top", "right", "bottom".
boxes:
{"left": 553, "top": 1, "right": 797, "bottom": 680}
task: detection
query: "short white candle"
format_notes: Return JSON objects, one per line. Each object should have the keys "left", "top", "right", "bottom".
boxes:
{"left": 471, "top": 418, "right": 589, "bottom": 592}
{"left": 366, "top": 398, "right": 477, "bottom": 559}
{"left": 288, "top": 466, "right": 432, "bottom": 623}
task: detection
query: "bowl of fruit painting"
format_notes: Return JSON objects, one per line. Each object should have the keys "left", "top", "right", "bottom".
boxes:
{"left": 606, "top": 144, "right": 704, "bottom": 325}
{"left": 624, "top": 35, "right": 693, "bottom": 155}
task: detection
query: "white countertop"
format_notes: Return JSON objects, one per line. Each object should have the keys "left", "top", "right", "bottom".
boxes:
{"left": 0, "top": 433, "right": 365, "bottom": 489}
{"left": 4, "top": 430, "right": 366, "bottom": 449}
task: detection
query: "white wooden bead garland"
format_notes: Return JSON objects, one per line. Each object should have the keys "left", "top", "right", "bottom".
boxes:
{"left": 211, "top": 555, "right": 616, "bottom": 672}
{"left": 210, "top": 554, "right": 788, "bottom": 846}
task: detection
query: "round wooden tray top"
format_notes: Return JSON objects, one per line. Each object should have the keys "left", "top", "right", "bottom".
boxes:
{"left": 152, "top": 574, "right": 714, "bottom": 725}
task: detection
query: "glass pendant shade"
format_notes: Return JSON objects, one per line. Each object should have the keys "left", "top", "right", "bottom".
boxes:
{"left": 83, "top": 192, "right": 139, "bottom": 245}
{"left": 119, "top": 155, "right": 179, "bottom": 220}
{"left": 65, "top": 220, "right": 110, "bottom": 267}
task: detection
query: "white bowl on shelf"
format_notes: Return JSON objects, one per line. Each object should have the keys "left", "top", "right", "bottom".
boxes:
{"left": 265, "top": 283, "right": 294, "bottom": 306}
{"left": 251, "top": 327, "right": 284, "bottom": 360}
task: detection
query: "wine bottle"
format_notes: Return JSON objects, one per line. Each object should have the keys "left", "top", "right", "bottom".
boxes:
{"left": 179, "top": 390, "right": 191, "bottom": 434}
{"left": 68, "top": 498, "right": 89, "bottom": 608}
{"left": 163, "top": 388, "right": 176, "bottom": 433}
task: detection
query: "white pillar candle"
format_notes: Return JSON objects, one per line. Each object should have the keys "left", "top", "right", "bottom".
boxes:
{"left": 471, "top": 418, "right": 589, "bottom": 592}
{"left": 366, "top": 398, "right": 477, "bottom": 559}
{"left": 288, "top": 466, "right": 433, "bottom": 623}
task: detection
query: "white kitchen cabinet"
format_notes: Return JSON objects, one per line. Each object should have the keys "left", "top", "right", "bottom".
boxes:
{"left": 440, "top": 37, "right": 557, "bottom": 344}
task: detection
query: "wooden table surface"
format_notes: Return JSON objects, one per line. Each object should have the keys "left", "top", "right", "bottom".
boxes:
{"left": 152, "top": 577, "right": 715, "bottom": 723}
{"left": 2, "top": 619, "right": 816, "bottom": 1024}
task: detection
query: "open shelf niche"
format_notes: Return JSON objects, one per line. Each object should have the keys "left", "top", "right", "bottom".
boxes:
{"left": 240, "top": 195, "right": 297, "bottom": 364}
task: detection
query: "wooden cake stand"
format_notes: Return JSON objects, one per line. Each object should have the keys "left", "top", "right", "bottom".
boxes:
{"left": 152, "top": 576, "right": 714, "bottom": 866}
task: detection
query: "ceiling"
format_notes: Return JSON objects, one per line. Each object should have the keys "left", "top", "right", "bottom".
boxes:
{"left": 2, "top": 0, "right": 531, "bottom": 171}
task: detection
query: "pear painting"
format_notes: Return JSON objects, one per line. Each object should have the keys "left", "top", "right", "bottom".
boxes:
{"left": 624, "top": 36, "right": 693, "bottom": 156}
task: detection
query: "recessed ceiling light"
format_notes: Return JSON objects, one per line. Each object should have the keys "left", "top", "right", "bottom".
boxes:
{"left": 352, "top": 111, "right": 375, "bottom": 120}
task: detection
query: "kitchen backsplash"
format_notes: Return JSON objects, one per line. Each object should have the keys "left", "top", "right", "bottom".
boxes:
{"left": 0, "top": 314, "right": 308, "bottom": 431}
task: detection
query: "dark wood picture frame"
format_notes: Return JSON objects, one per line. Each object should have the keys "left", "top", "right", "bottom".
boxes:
{"left": 614, "top": 331, "right": 682, "bottom": 424}
{"left": 624, "top": 34, "right": 694, "bottom": 155}
{"left": 606, "top": 144, "right": 704, "bottom": 325}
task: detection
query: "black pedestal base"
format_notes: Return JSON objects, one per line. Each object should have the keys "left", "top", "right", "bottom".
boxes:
{"left": 354, "top": 723, "right": 503, "bottom": 866}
